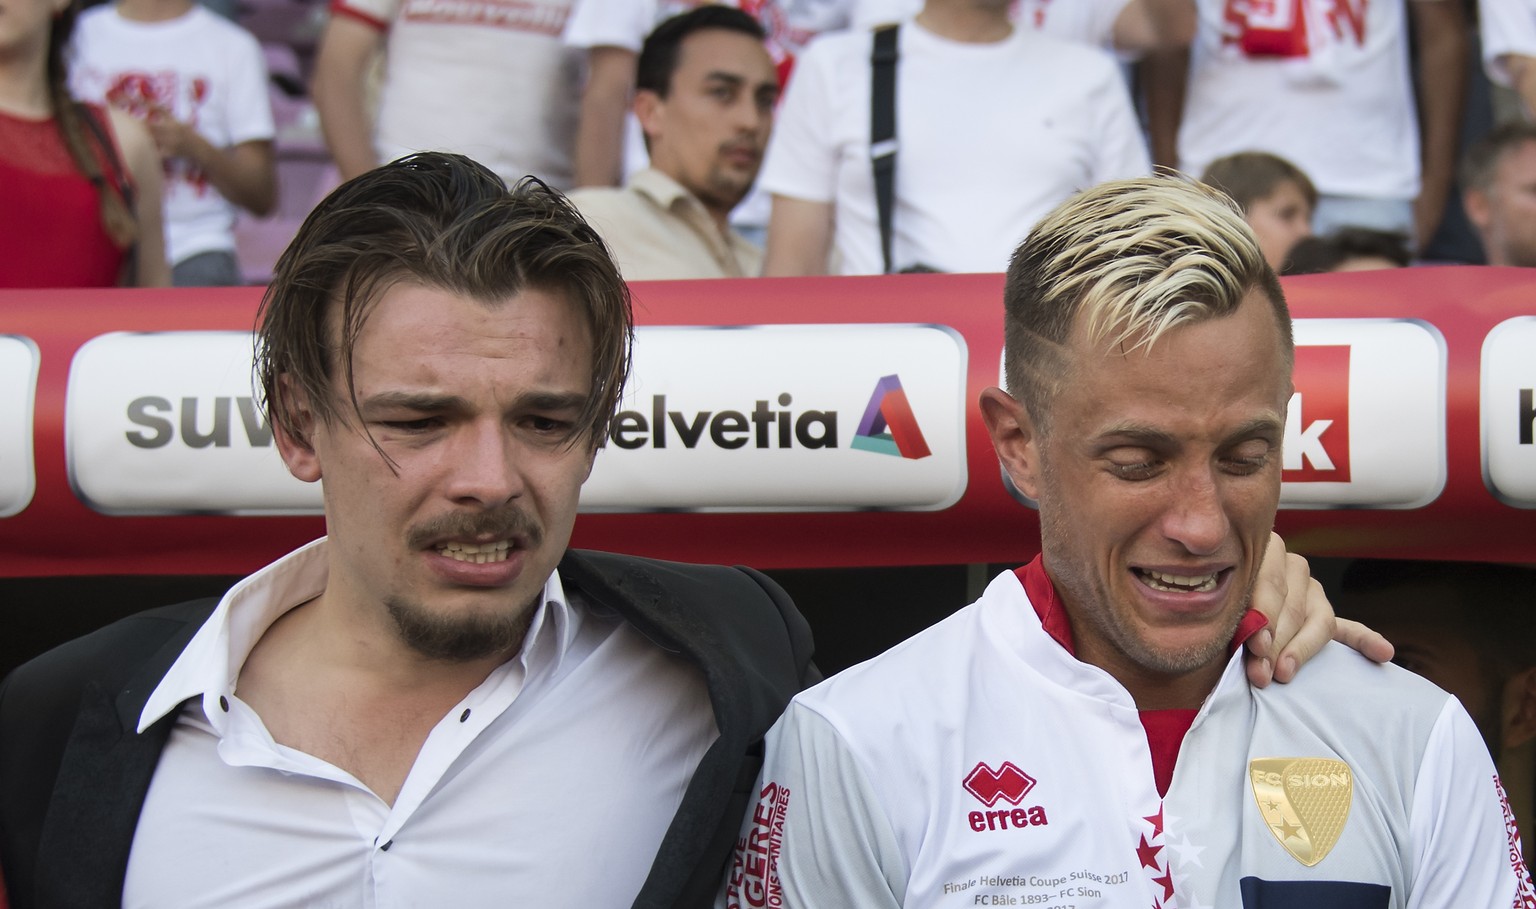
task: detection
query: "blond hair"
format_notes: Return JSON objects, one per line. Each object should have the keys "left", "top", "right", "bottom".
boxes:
{"left": 1003, "top": 176, "right": 1290, "bottom": 426}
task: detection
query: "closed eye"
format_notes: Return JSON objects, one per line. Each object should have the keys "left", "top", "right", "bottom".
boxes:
{"left": 380, "top": 418, "right": 441, "bottom": 432}
{"left": 1109, "top": 460, "right": 1161, "bottom": 481}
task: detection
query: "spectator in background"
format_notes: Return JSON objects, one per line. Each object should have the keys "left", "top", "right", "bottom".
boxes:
{"left": 1283, "top": 227, "right": 1413, "bottom": 274}
{"left": 70, "top": 0, "right": 276, "bottom": 287}
{"left": 1483, "top": 0, "right": 1536, "bottom": 116}
{"left": 0, "top": 0, "right": 167, "bottom": 288}
{"left": 760, "top": 0, "right": 1154, "bottom": 276}
{"left": 1338, "top": 559, "right": 1536, "bottom": 863}
{"left": 1151, "top": 0, "right": 1468, "bottom": 249}
{"left": 563, "top": 0, "right": 843, "bottom": 253}
{"left": 569, "top": 7, "right": 776, "bottom": 280}
{"left": 564, "top": 0, "right": 1191, "bottom": 258}
{"left": 310, "top": 0, "right": 581, "bottom": 187}
{"left": 564, "top": 0, "right": 839, "bottom": 193}
{"left": 1201, "top": 150, "right": 1317, "bottom": 270}
{"left": 1463, "top": 121, "right": 1536, "bottom": 266}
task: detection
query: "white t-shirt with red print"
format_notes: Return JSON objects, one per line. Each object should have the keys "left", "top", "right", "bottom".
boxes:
{"left": 1178, "top": 0, "right": 1446, "bottom": 202}
{"left": 71, "top": 4, "right": 273, "bottom": 265}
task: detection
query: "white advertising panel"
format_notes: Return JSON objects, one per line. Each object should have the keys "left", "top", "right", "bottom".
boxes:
{"left": 1280, "top": 319, "right": 1445, "bottom": 509}
{"left": 584, "top": 325, "right": 969, "bottom": 510}
{"left": 0, "top": 336, "right": 40, "bottom": 518}
{"left": 1482, "top": 316, "right": 1536, "bottom": 508}
{"left": 65, "top": 326, "right": 968, "bottom": 515}
{"left": 66, "top": 332, "right": 319, "bottom": 514}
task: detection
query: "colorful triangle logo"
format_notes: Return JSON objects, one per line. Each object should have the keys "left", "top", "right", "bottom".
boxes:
{"left": 850, "top": 374, "right": 931, "bottom": 460}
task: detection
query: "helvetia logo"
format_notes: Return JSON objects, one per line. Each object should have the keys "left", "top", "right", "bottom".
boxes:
{"left": 850, "top": 374, "right": 931, "bottom": 459}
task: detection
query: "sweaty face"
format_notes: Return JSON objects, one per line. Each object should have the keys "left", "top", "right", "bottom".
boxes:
{"left": 291, "top": 283, "right": 595, "bottom": 662}
{"left": 1478, "top": 140, "right": 1536, "bottom": 268}
{"left": 639, "top": 27, "right": 778, "bottom": 221}
{"left": 1245, "top": 181, "right": 1313, "bottom": 271}
{"left": 1026, "top": 293, "right": 1291, "bottom": 693}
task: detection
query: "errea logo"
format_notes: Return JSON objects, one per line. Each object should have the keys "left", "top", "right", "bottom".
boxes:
{"left": 964, "top": 761, "right": 1050, "bottom": 832}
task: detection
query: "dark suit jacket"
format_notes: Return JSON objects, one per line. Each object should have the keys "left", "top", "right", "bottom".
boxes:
{"left": 0, "top": 549, "right": 818, "bottom": 909}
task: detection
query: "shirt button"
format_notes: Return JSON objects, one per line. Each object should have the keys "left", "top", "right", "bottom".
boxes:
{"left": 218, "top": 696, "right": 229, "bottom": 712}
{"left": 459, "top": 708, "right": 471, "bottom": 723}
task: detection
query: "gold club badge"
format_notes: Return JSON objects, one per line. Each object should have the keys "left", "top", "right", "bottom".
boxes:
{"left": 1249, "top": 758, "right": 1353, "bottom": 866}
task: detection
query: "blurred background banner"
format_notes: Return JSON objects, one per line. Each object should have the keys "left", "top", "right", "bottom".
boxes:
{"left": 1, "top": 265, "right": 1533, "bottom": 576}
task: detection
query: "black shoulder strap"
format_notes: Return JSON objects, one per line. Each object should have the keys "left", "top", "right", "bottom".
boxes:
{"left": 871, "top": 24, "right": 899, "bottom": 275}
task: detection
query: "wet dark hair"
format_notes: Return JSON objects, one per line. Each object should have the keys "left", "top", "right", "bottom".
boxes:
{"left": 256, "top": 152, "right": 632, "bottom": 449}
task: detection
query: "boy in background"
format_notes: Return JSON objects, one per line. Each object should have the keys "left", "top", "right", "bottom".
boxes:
{"left": 71, "top": 0, "right": 275, "bottom": 286}
{"left": 1201, "top": 151, "right": 1317, "bottom": 271}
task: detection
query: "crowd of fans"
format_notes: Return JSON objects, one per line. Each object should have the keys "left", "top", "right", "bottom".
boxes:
{"left": 2, "top": 0, "right": 1535, "bottom": 288}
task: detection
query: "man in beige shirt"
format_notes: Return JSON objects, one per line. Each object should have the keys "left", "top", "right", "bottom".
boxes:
{"left": 569, "top": 6, "right": 777, "bottom": 280}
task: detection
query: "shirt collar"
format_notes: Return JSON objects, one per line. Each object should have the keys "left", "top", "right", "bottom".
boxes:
{"left": 628, "top": 167, "right": 697, "bottom": 212}
{"left": 1013, "top": 553, "right": 1268, "bottom": 659}
{"left": 137, "top": 538, "right": 578, "bottom": 733}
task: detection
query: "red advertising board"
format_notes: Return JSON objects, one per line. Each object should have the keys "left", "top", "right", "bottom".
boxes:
{"left": 0, "top": 266, "right": 1533, "bottom": 576}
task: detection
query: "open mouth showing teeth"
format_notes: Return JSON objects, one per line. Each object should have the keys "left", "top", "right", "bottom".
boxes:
{"left": 437, "top": 540, "right": 513, "bottom": 564}
{"left": 1136, "top": 569, "right": 1220, "bottom": 593}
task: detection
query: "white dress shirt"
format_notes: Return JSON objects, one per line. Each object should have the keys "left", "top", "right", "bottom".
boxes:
{"left": 124, "top": 539, "right": 718, "bottom": 908}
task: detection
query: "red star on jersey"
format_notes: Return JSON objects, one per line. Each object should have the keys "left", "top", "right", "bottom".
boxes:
{"left": 1152, "top": 869, "right": 1176, "bottom": 901}
{"left": 1136, "top": 833, "right": 1163, "bottom": 869}
{"left": 1143, "top": 805, "right": 1165, "bottom": 836}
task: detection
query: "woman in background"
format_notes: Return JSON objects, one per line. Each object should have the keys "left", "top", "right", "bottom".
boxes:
{"left": 0, "top": 0, "right": 167, "bottom": 287}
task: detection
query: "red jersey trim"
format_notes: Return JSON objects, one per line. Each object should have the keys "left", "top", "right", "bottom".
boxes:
{"left": 1013, "top": 555, "right": 1269, "bottom": 658}
{"left": 1014, "top": 555, "right": 1269, "bottom": 797}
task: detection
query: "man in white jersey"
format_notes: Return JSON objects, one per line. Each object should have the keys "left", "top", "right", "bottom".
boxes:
{"left": 722, "top": 176, "right": 1534, "bottom": 907}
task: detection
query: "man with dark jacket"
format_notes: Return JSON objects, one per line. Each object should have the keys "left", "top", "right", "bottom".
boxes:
{"left": 0, "top": 153, "right": 814, "bottom": 909}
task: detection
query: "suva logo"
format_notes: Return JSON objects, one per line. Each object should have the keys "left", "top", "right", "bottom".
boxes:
{"left": 850, "top": 374, "right": 931, "bottom": 460}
